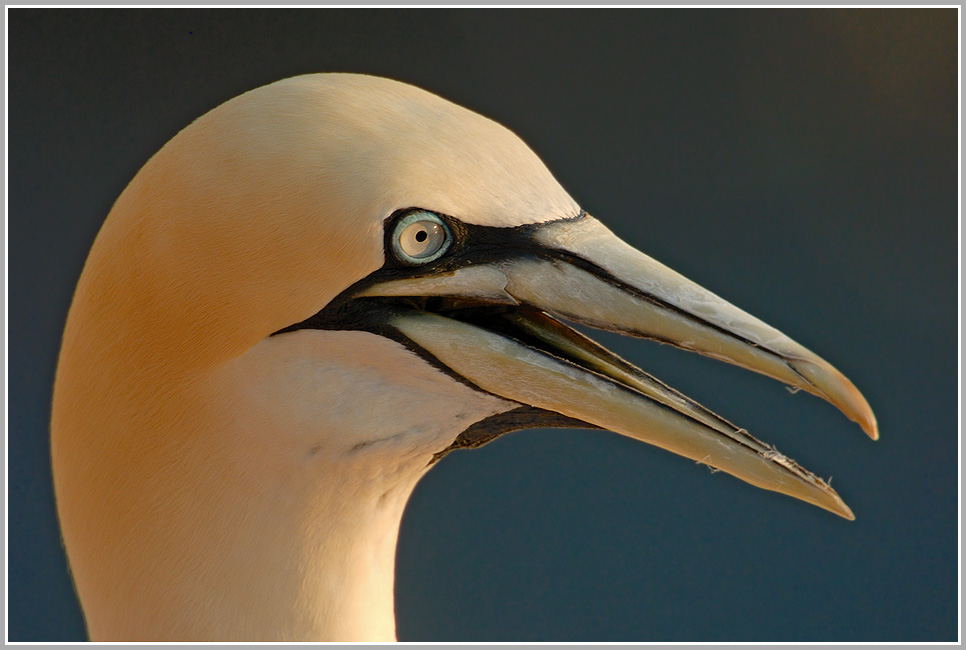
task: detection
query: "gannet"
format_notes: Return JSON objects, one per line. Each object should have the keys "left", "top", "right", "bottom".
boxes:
{"left": 50, "top": 73, "right": 877, "bottom": 642}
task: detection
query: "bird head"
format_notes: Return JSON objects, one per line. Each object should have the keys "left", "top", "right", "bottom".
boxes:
{"left": 51, "top": 73, "right": 876, "bottom": 641}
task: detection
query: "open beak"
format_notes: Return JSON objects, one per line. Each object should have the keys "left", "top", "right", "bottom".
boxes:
{"left": 356, "top": 214, "right": 877, "bottom": 519}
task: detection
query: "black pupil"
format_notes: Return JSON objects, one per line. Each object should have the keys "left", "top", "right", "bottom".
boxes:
{"left": 415, "top": 229, "right": 428, "bottom": 243}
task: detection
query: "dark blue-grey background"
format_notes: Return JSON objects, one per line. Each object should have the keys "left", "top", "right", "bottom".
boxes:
{"left": 9, "top": 8, "right": 958, "bottom": 642}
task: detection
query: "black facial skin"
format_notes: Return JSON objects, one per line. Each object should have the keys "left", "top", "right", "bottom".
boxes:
{"left": 272, "top": 208, "right": 598, "bottom": 460}
{"left": 272, "top": 207, "right": 590, "bottom": 379}
{"left": 271, "top": 207, "right": 797, "bottom": 463}
{"left": 429, "top": 406, "right": 599, "bottom": 465}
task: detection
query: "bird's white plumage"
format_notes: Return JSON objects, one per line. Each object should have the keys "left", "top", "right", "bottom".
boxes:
{"left": 51, "top": 73, "right": 874, "bottom": 642}
{"left": 186, "top": 330, "right": 513, "bottom": 640}
{"left": 52, "top": 73, "right": 561, "bottom": 641}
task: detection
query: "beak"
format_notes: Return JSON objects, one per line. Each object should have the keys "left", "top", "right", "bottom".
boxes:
{"left": 358, "top": 215, "right": 877, "bottom": 519}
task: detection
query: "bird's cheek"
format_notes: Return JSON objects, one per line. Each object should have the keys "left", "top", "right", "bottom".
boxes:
{"left": 210, "top": 328, "right": 513, "bottom": 466}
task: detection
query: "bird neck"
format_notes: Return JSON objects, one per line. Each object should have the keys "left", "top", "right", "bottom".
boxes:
{"left": 54, "top": 330, "right": 513, "bottom": 641}
{"left": 179, "top": 450, "right": 422, "bottom": 642}
{"left": 76, "top": 440, "right": 421, "bottom": 641}
{"left": 284, "top": 478, "right": 413, "bottom": 642}
{"left": 55, "top": 366, "right": 424, "bottom": 642}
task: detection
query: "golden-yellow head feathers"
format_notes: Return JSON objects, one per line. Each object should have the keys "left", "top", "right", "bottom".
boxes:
{"left": 67, "top": 74, "right": 578, "bottom": 376}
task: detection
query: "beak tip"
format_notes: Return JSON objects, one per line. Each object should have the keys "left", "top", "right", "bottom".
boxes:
{"left": 864, "top": 421, "right": 880, "bottom": 441}
{"left": 793, "top": 357, "right": 878, "bottom": 441}
{"left": 827, "top": 493, "right": 856, "bottom": 521}
{"left": 853, "top": 403, "right": 879, "bottom": 440}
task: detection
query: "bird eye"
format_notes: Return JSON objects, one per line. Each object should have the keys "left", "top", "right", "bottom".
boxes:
{"left": 391, "top": 211, "right": 452, "bottom": 264}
